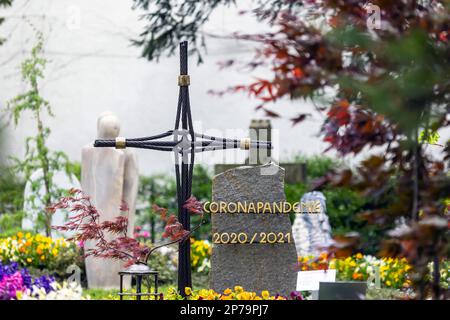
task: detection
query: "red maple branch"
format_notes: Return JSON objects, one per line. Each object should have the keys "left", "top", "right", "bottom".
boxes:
{"left": 50, "top": 189, "right": 204, "bottom": 267}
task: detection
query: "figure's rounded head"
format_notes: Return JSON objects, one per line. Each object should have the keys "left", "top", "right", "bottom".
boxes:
{"left": 97, "top": 112, "right": 120, "bottom": 139}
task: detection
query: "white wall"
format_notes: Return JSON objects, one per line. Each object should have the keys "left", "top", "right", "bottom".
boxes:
{"left": 0, "top": 1, "right": 447, "bottom": 177}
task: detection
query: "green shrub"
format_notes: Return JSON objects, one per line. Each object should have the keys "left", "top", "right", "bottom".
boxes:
{"left": 147, "top": 251, "right": 176, "bottom": 285}
{"left": 292, "top": 154, "right": 341, "bottom": 179}
{"left": 323, "top": 187, "right": 366, "bottom": 235}
{"left": 0, "top": 166, "right": 24, "bottom": 215}
{"left": 287, "top": 154, "right": 389, "bottom": 255}
{"left": 0, "top": 212, "right": 24, "bottom": 237}
{"left": 0, "top": 166, "right": 25, "bottom": 234}
{"left": 137, "top": 165, "right": 212, "bottom": 241}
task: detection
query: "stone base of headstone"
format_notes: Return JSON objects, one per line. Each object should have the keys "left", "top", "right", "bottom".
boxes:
{"left": 210, "top": 163, "right": 298, "bottom": 296}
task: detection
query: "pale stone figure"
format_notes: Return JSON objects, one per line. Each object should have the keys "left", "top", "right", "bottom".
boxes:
{"left": 292, "top": 191, "right": 333, "bottom": 257}
{"left": 81, "top": 112, "right": 139, "bottom": 289}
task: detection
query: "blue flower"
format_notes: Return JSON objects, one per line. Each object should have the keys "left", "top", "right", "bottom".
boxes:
{"left": 33, "top": 275, "right": 55, "bottom": 293}
{"left": 0, "top": 261, "right": 20, "bottom": 281}
{"left": 20, "top": 269, "right": 32, "bottom": 289}
{"left": 0, "top": 261, "right": 55, "bottom": 294}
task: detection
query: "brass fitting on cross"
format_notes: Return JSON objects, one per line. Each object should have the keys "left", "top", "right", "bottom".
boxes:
{"left": 115, "top": 137, "right": 126, "bottom": 149}
{"left": 178, "top": 75, "right": 190, "bottom": 86}
{"left": 240, "top": 138, "right": 251, "bottom": 150}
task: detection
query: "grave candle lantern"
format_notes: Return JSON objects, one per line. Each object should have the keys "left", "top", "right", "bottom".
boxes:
{"left": 118, "top": 264, "right": 159, "bottom": 300}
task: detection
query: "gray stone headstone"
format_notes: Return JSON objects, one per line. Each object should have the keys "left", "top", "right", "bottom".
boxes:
{"left": 292, "top": 191, "right": 332, "bottom": 257}
{"left": 210, "top": 163, "right": 298, "bottom": 296}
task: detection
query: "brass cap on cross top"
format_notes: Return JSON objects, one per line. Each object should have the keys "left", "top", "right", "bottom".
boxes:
{"left": 178, "top": 75, "right": 190, "bottom": 86}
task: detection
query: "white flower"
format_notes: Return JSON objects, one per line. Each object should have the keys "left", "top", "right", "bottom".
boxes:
{"left": 19, "top": 281, "right": 89, "bottom": 300}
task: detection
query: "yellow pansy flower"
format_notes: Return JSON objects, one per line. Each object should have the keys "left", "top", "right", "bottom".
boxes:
{"left": 261, "top": 290, "right": 270, "bottom": 299}
{"left": 236, "top": 292, "right": 252, "bottom": 300}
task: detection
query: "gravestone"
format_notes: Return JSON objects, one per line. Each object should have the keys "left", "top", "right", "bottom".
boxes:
{"left": 292, "top": 191, "right": 332, "bottom": 257}
{"left": 22, "top": 168, "right": 80, "bottom": 238}
{"left": 215, "top": 119, "right": 307, "bottom": 184}
{"left": 210, "top": 163, "right": 298, "bottom": 296}
{"left": 248, "top": 119, "right": 271, "bottom": 165}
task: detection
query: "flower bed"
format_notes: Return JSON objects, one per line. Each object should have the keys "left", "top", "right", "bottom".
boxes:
{"left": 0, "top": 232, "right": 76, "bottom": 267}
{"left": 298, "top": 253, "right": 450, "bottom": 290}
{"left": 190, "top": 238, "right": 211, "bottom": 273}
{"left": 331, "top": 254, "right": 411, "bottom": 288}
{"left": 0, "top": 231, "right": 81, "bottom": 278}
{"left": 0, "top": 261, "right": 84, "bottom": 300}
{"left": 167, "top": 286, "right": 302, "bottom": 300}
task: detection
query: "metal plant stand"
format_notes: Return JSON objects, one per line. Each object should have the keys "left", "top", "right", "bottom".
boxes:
{"left": 118, "top": 264, "right": 159, "bottom": 300}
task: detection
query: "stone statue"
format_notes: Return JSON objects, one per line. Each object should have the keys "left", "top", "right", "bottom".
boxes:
{"left": 292, "top": 191, "right": 333, "bottom": 257}
{"left": 81, "top": 112, "right": 139, "bottom": 289}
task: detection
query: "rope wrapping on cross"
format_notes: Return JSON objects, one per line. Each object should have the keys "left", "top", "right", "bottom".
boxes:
{"left": 94, "top": 41, "right": 272, "bottom": 295}
{"left": 94, "top": 131, "right": 271, "bottom": 152}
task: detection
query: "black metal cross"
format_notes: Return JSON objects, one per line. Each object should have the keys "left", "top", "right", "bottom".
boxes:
{"left": 94, "top": 41, "right": 271, "bottom": 295}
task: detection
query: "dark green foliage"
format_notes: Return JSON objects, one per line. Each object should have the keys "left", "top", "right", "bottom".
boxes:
{"left": 0, "top": 166, "right": 24, "bottom": 214}
{"left": 322, "top": 186, "right": 393, "bottom": 255}
{"left": 137, "top": 165, "right": 212, "bottom": 241}
{"left": 0, "top": 0, "right": 13, "bottom": 45}
{"left": 292, "top": 154, "right": 340, "bottom": 179}
{"left": 131, "top": 0, "right": 303, "bottom": 63}
{"left": 132, "top": 0, "right": 230, "bottom": 63}
{"left": 0, "top": 212, "right": 23, "bottom": 237}
{"left": 190, "top": 165, "right": 212, "bottom": 238}
{"left": 147, "top": 249, "right": 208, "bottom": 287}
{"left": 190, "top": 165, "right": 212, "bottom": 201}
{"left": 286, "top": 155, "right": 390, "bottom": 255}
{"left": 137, "top": 174, "right": 176, "bottom": 243}
{"left": 323, "top": 187, "right": 365, "bottom": 235}
{"left": 66, "top": 161, "right": 81, "bottom": 182}
{"left": 0, "top": 166, "right": 24, "bottom": 235}
{"left": 147, "top": 250, "right": 176, "bottom": 284}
